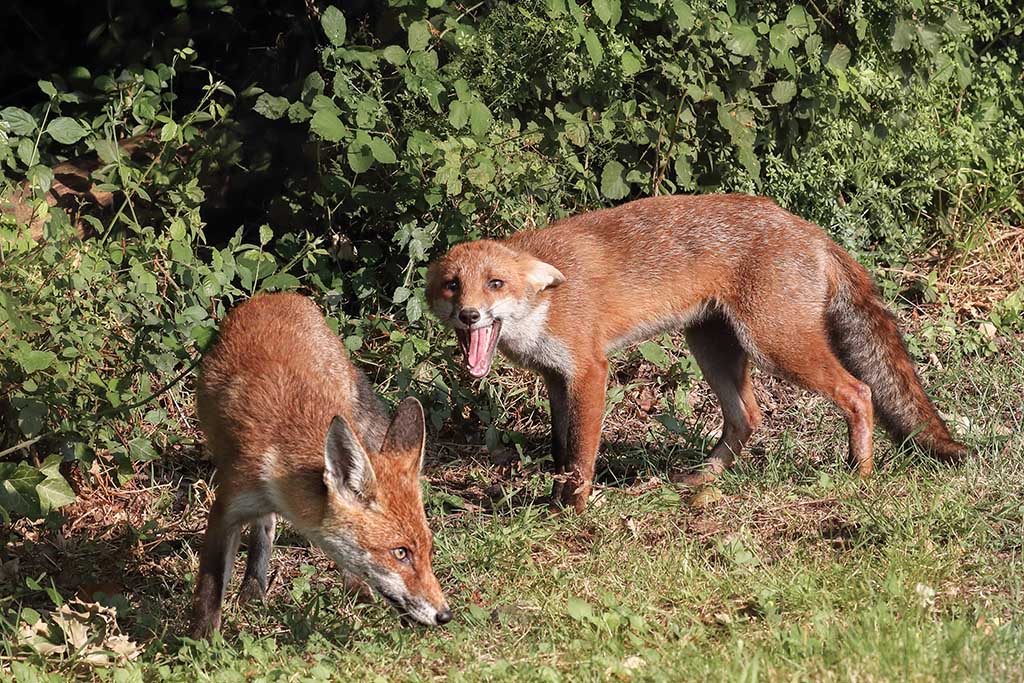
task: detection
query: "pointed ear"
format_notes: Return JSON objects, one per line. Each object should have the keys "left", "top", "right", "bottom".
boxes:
{"left": 523, "top": 257, "right": 565, "bottom": 293}
{"left": 323, "top": 415, "right": 377, "bottom": 501}
{"left": 380, "top": 397, "right": 426, "bottom": 473}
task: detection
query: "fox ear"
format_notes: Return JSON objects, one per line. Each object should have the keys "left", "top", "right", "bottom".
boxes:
{"left": 524, "top": 257, "right": 565, "bottom": 293}
{"left": 381, "top": 397, "right": 426, "bottom": 474}
{"left": 323, "top": 415, "right": 378, "bottom": 501}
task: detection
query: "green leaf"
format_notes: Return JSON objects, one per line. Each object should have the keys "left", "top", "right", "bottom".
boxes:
{"left": 726, "top": 24, "right": 758, "bottom": 57}
{"left": 383, "top": 45, "right": 407, "bottom": 66}
{"left": 321, "top": 6, "right": 347, "bottom": 46}
{"left": 38, "top": 80, "right": 57, "bottom": 98}
{"left": 827, "top": 43, "right": 851, "bottom": 71}
{"left": 583, "top": 30, "right": 603, "bottom": 66}
{"left": 621, "top": 51, "right": 642, "bottom": 76}
{"left": 468, "top": 101, "right": 492, "bottom": 136}
{"left": 46, "top": 117, "right": 87, "bottom": 145}
{"left": 259, "top": 224, "right": 273, "bottom": 245}
{"left": 254, "top": 93, "right": 290, "bottom": 120}
{"left": 771, "top": 80, "right": 797, "bottom": 104}
{"left": 129, "top": 437, "right": 159, "bottom": 463}
{"left": 344, "top": 335, "right": 363, "bottom": 351}
{"left": 369, "top": 137, "right": 397, "bottom": 164}
{"left": 1, "top": 107, "right": 37, "bottom": 135}
{"left": 600, "top": 160, "right": 629, "bottom": 200}
{"left": 892, "top": 20, "right": 915, "bottom": 52}
{"left": 28, "top": 165, "right": 54, "bottom": 193}
{"left": 18, "top": 350, "right": 57, "bottom": 373}
{"left": 17, "top": 400, "right": 47, "bottom": 437}
{"left": 310, "top": 110, "right": 347, "bottom": 142}
{"left": 261, "top": 272, "right": 301, "bottom": 291}
{"left": 347, "top": 142, "right": 374, "bottom": 173}
{"left": 592, "top": 0, "right": 620, "bottom": 26}
{"left": 672, "top": 1, "right": 694, "bottom": 30}
{"left": 406, "top": 296, "right": 423, "bottom": 323}
{"left": 159, "top": 121, "right": 178, "bottom": 142}
{"left": 408, "top": 20, "right": 431, "bottom": 52}
{"left": 449, "top": 100, "right": 469, "bottom": 129}
{"left": 36, "top": 456, "right": 75, "bottom": 512}
{"left": 639, "top": 341, "right": 670, "bottom": 369}
{"left": 567, "top": 597, "right": 593, "bottom": 622}
{"left": 16, "top": 138, "right": 39, "bottom": 167}
{"left": 393, "top": 286, "right": 411, "bottom": 303}
{"left": 0, "top": 462, "right": 45, "bottom": 519}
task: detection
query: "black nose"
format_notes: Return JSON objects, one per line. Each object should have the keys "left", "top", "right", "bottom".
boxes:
{"left": 435, "top": 608, "right": 453, "bottom": 625}
{"left": 458, "top": 308, "right": 480, "bottom": 325}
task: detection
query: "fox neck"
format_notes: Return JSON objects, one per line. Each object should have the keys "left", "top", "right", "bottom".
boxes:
{"left": 496, "top": 299, "right": 575, "bottom": 378}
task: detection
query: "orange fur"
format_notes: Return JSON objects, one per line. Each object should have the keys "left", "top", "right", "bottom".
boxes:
{"left": 427, "top": 194, "right": 969, "bottom": 512}
{"left": 191, "top": 292, "right": 450, "bottom": 638}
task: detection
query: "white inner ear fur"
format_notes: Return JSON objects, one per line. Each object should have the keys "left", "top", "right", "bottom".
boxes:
{"left": 323, "top": 416, "right": 376, "bottom": 499}
{"left": 524, "top": 258, "right": 566, "bottom": 292}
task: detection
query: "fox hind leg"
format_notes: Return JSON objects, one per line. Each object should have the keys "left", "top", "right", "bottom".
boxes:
{"left": 764, "top": 328, "right": 875, "bottom": 476}
{"left": 190, "top": 494, "right": 243, "bottom": 639}
{"left": 675, "top": 317, "right": 762, "bottom": 485}
{"left": 238, "top": 513, "right": 276, "bottom": 604}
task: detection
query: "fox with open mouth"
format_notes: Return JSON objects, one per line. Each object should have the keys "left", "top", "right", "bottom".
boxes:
{"left": 426, "top": 194, "right": 969, "bottom": 514}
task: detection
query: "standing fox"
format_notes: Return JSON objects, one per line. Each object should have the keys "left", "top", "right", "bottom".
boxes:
{"left": 191, "top": 292, "right": 451, "bottom": 638}
{"left": 426, "top": 194, "right": 969, "bottom": 513}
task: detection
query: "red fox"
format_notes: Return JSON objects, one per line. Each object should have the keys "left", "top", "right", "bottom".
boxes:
{"left": 190, "top": 292, "right": 451, "bottom": 638}
{"left": 426, "top": 194, "right": 969, "bottom": 513}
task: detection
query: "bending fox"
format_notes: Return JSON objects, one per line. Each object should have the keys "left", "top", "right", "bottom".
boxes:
{"left": 191, "top": 292, "right": 451, "bottom": 638}
{"left": 426, "top": 194, "right": 968, "bottom": 513}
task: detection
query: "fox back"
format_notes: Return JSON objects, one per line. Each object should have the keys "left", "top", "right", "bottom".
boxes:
{"left": 191, "top": 292, "right": 450, "bottom": 636}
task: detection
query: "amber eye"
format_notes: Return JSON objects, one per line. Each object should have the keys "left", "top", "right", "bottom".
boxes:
{"left": 444, "top": 279, "right": 459, "bottom": 293}
{"left": 487, "top": 279, "right": 504, "bottom": 290}
{"left": 392, "top": 547, "right": 411, "bottom": 564}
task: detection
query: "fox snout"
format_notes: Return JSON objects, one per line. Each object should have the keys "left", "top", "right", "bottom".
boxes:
{"left": 458, "top": 307, "right": 481, "bottom": 326}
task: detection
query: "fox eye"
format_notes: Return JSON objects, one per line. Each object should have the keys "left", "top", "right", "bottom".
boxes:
{"left": 487, "top": 279, "right": 504, "bottom": 290}
{"left": 392, "top": 547, "right": 411, "bottom": 564}
{"left": 444, "top": 279, "right": 459, "bottom": 293}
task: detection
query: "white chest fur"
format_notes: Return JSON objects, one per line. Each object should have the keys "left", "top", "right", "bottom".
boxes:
{"left": 495, "top": 300, "right": 575, "bottom": 378}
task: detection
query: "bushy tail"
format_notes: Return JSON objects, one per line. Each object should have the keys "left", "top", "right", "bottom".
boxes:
{"left": 826, "top": 247, "right": 969, "bottom": 461}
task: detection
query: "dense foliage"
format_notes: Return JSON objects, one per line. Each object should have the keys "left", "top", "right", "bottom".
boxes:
{"left": 1, "top": 0, "right": 1022, "bottom": 520}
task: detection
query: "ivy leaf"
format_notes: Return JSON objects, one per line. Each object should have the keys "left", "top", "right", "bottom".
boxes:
{"left": 321, "top": 6, "right": 347, "bottom": 46}
{"left": 0, "top": 462, "right": 45, "bottom": 520}
{"left": 771, "top": 80, "right": 797, "bottom": 104}
{"left": 600, "top": 160, "right": 629, "bottom": 200}
{"left": 46, "top": 117, "right": 88, "bottom": 145}
{"left": 36, "top": 456, "right": 75, "bottom": 512}
{"left": 254, "top": 93, "right": 290, "bottom": 120}
{"left": 369, "top": 137, "right": 397, "bottom": 164}
{"left": 408, "top": 21, "right": 431, "bottom": 52}
{"left": 310, "top": 110, "right": 346, "bottom": 142}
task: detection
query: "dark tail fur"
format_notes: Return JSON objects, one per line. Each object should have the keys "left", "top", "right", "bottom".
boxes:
{"left": 826, "top": 247, "right": 969, "bottom": 461}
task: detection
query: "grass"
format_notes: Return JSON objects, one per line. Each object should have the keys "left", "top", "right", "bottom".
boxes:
{"left": 2, "top": 309, "right": 1022, "bottom": 682}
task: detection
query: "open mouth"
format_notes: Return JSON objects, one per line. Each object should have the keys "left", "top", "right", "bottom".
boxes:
{"left": 456, "top": 319, "right": 502, "bottom": 378}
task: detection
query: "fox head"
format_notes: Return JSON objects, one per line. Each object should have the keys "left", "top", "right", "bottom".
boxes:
{"left": 426, "top": 240, "right": 565, "bottom": 378}
{"left": 316, "top": 397, "right": 451, "bottom": 626}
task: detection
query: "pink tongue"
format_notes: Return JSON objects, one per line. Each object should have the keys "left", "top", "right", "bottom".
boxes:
{"left": 467, "top": 324, "right": 492, "bottom": 375}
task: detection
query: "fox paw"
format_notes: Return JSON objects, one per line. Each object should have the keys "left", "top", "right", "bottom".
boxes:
{"left": 237, "top": 577, "right": 267, "bottom": 604}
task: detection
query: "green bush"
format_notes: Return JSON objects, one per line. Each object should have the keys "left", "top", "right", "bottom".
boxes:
{"left": 1, "top": 0, "right": 1021, "bottom": 521}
